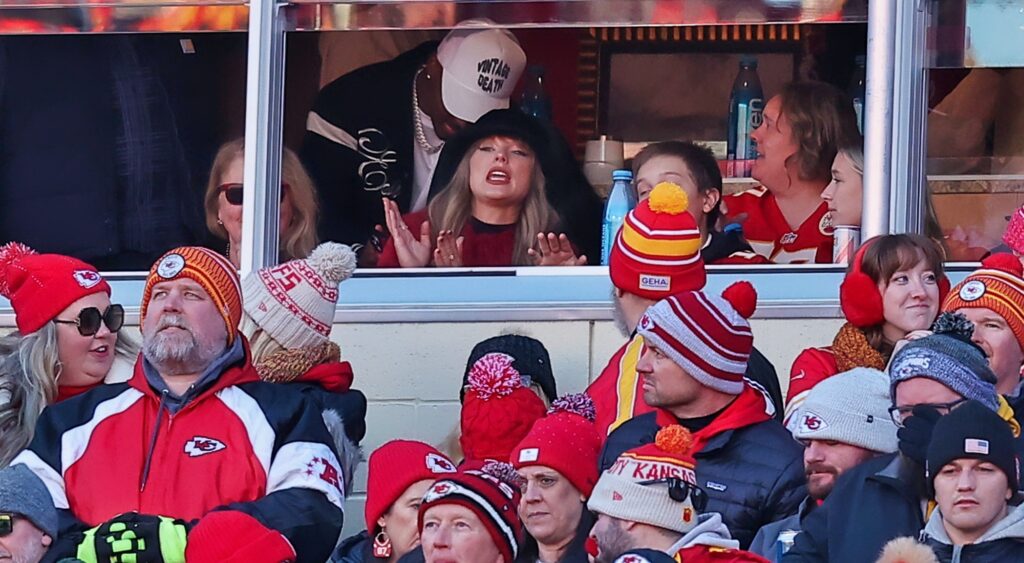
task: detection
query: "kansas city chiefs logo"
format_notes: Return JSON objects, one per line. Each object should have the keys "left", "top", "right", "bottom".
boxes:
{"left": 184, "top": 436, "right": 226, "bottom": 457}
{"left": 424, "top": 482, "right": 455, "bottom": 503}
{"left": 426, "top": 453, "right": 456, "bottom": 474}
{"left": 72, "top": 270, "right": 102, "bottom": 289}
{"left": 801, "top": 411, "right": 829, "bottom": 432}
{"left": 638, "top": 314, "right": 654, "bottom": 331}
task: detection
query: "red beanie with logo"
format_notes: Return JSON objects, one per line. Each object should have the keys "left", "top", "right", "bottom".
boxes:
{"left": 0, "top": 242, "right": 110, "bottom": 334}
{"left": 460, "top": 352, "right": 547, "bottom": 463}
{"left": 510, "top": 393, "right": 602, "bottom": 496}
{"left": 364, "top": 440, "right": 456, "bottom": 531}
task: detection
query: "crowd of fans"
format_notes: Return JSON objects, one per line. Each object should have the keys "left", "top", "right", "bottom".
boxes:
{"left": 4, "top": 18, "right": 1024, "bottom": 563}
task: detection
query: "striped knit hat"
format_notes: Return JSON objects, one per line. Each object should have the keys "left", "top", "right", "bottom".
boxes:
{"left": 141, "top": 247, "right": 242, "bottom": 345}
{"left": 636, "top": 282, "right": 757, "bottom": 395}
{"left": 419, "top": 461, "right": 524, "bottom": 563}
{"left": 942, "top": 253, "right": 1024, "bottom": 351}
{"left": 588, "top": 425, "right": 701, "bottom": 534}
{"left": 610, "top": 182, "right": 706, "bottom": 300}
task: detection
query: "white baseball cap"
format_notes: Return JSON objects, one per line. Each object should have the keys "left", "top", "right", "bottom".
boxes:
{"left": 436, "top": 21, "right": 527, "bottom": 122}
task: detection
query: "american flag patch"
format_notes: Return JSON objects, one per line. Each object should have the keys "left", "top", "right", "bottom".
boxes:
{"left": 965, "top": 438, "right": 990, "bottom": 454}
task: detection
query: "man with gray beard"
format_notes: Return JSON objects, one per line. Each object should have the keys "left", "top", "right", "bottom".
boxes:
{"left": 13, "top": 247, "right": 344, "bottom": 562}
{"left": 585, "top": 183, "right": 781, "bottom": 436}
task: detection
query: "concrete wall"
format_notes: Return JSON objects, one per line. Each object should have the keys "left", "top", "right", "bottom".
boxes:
{"left": 334, "top": 316, "right": 844, "bottom": 536}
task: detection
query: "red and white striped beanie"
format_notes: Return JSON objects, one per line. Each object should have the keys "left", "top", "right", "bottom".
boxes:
{"left": 636, "top": 282, "right": 758, "bottom": 395}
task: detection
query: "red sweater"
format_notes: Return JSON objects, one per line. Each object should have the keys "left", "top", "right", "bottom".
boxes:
{"left": 377, "top": 210, "right": 518, "bottom": 267}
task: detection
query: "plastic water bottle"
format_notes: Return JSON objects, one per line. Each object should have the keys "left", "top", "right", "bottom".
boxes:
{"left": 849, "top": 55, "right": 866, "bottom": 134}
{"left": 727, "top": 56, "right": 764, "bottom": 171}
{"left": 601, "top": 169, "right": 636, "bottom": 265}
{"left": 519, "top": 65, "right": 552, "bottom": 121}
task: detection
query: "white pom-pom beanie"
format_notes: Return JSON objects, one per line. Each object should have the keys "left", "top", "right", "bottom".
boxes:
{"left": 242, "top": 242, "right": 356, "bottom": 349}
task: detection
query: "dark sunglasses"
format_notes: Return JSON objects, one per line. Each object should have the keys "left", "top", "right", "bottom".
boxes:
{"left": 53, "top": 304, "right": 124, "bottom": 336}
{"left": 217, "top": 183, "right": 290, "bottom": 206}
{"left": 638, "top": 478, "right": 709, "bottom": 511}
{"left": 0, "top": 513, "right": 12, "bottom": 537}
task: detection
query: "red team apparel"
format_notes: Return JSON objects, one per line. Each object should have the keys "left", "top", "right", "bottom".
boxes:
{"left": 587, "top": 333, "right": 652, "bottom": 437}
{"left": 724, "top": 186, "right": 833, "bottom": 264}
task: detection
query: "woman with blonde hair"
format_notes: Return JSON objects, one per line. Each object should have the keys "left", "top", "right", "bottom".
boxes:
{"left": 204, "top": 138, "right": 320, "bottom": 267}
{"left": 0, "top": 243, "right": 136, "bottom": 466}
{"left": 378, "top": 110, "right": 586, "bottom": 268}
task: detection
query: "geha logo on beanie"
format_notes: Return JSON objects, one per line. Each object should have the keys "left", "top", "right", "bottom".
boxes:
{"left": 639, "top": 274, "right": 670, "bottom": 292}
{"left": 477, "top": 58, "right": 511, "bottom": 94}
{"left": 157, "top": 253, "right": 186, "bottom": 279}
{"left": 426, "top": 453, "right": 456, "bottom": 474}
{"left": 959, "top": 280, "right": 986, "bottom": 302}
{"left": 72, "top": 269, "right": 102, "bottom": 289}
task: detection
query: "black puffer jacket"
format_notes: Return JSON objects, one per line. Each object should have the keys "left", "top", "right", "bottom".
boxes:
{"left": 600, "top": 387, "right": 805, "bottom": 550}
{"left": 332, "top": 531, "right": 374, "bottom": 563}
{"left": 782, "top": 453, "right": 926, "bottom": 563}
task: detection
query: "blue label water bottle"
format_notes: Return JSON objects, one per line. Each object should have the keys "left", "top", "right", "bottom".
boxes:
{"left": 519, "top": 65, "right": 552, "bottom": 121}
{"left": 601, "top": 169, "right": 637, "bottom": 265}
{"left": 849, "top": 55, "right": 866, "bottom": 134}
{"left": 727, "top": 56, "right": 764, "bottom": 172}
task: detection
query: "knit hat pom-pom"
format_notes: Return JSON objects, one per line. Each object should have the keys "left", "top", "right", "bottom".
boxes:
{"left": 0, "top": 242, "right": 37, "bottom": 298}
{"left": 931, "top": 311, "right": 975, "bottom": 340}
{"left": 549, "top": 393, "right": 596, "bottom": 421}
{"left": 654, "top": 425, "right": 693, "bottom": 454}
{"left": 467, "top": 352, "right": 523, "bottom": 400}
{"left": 721, "top": 281, "right": 758, "bottom": 319}
{"left": 481, "top": 460, "right": 526, "bottom": 490}
{"left": 307, "top": 242, "right": 358, "bottom": 285}
{"left": 981, "top": 253, "right": 1024, "bottom": 277}
{"left": 875, "top": 537, "right": 939, "bottom": 563}
{"left": 648, "top": 182, "right": 689, "bottom": 215}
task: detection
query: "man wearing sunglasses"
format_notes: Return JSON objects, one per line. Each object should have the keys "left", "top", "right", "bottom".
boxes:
{"left": 588, "top": 425, "right": 767, "bottom": 563}
{"left": 750, "top": 368, "right": 898, "bottom": 561}
{"left": 784, "top": 313, "right": 1015, "bottom": 563}
{"left": 0, "top": 465, "right": 58, "bottom": 563}
{"left": 12, "top": 247, "right": 344, "bottom": 563}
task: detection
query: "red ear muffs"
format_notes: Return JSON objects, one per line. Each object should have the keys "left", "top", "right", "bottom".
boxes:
{"left": 938, "top": 274, "right": 951, "bottom": 305}
{"left": 840, "top": 241, "right": 884, "bottom": 328}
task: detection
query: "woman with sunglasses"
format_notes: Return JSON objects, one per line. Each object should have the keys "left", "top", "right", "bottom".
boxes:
{"left": 204, "top": 138, "right": 320, "bottom": 268}
{"left": 378, "top": 110, "right": 589, "bottom": 268}
{"left": 0, "top": 242, "right": 136, "bottom": 466}
{"left": 510, "top": 394, "right": 601, "bottom": 563}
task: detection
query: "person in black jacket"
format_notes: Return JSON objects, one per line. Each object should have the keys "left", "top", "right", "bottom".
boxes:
{"left": 783, "top": 313, "right": 1017, "bottom": 563}
{"left": 600, "top": 282, "right": 805, "bottom": 549}
{"left": 302, "top": 21, "right": 525, "bottom": 250}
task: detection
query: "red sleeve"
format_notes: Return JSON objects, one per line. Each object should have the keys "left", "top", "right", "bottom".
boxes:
{"left": 710, "top": 252, "right": 771, "bottom": 265}
{"left": 586, "top": 345, "right": 628, "bottom": 438}
{"left": 376, "top": 210, "right": 428, "bottom": 268}
{"left": 784, "top": 347, "right": 838, "bottom": 425}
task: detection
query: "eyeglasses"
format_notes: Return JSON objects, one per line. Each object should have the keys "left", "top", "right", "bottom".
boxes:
{"left": 0, "top": 513, "right": 12, "bottom": 537}
{"left": 53, "top": 304, "right": 124, "bottom": 336}
{"left": 217, "top": 183, "right": 290, "bottom": 206}
{"left": 888, "top": 399, "right": 967, "bottom": 427}
{"left": 638, "top": 478, "right": 708, "bottom": 511}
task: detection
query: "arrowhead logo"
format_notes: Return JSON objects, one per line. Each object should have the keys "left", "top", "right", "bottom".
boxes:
{"left": 184, "top": 436, "right": 226, "bottom": 458}
{"left": 612, "top": 491, "right": 623, "bottom": 501}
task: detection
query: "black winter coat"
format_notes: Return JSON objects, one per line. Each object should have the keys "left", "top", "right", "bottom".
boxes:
{"left": 922, "top": 501, "right": 1024, "bottom": 563}
{"left": 782, "top": 453, "right": 926, "bottom": 563}
{"left": 332, "top": 531, "right": 374, "bottom": 563}
{"left": 600, "top": 403, "right": 806, "bottom": 550}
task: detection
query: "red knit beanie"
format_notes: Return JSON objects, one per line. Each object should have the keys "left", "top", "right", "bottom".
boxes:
{"left": 364, "top": 440, "right": 456, "bottom": 531}
{"left": 0, "top": 242, "right": 111, "bottom": 335}
{"left": 461, "top": 352, "right": 547, "bottom": 463}
{"left": 419, "top": 461, "right": 525, "bottom": 563}
{"left": 510, "top": 393, "right": 602, "bottom": 496}
{"left": 185, "top": 510, "right": 295, "bottom": 563}
{"left": 943, "top": 253, "right": 1024, "bottom": 351}
{"left": 609, "top": 182, "right": 706, "bottom": 300}
{"left": 1004, "top": 206, "right": 1024, "bottom": 255}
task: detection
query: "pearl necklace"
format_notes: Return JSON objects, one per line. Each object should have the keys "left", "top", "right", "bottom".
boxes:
{"left": 412, "top": 66, "right": 444, "bottom": 154}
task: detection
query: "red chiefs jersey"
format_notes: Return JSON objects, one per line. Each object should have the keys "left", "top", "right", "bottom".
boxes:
{"left": 724, "top": 186, "right": 833, "bottom": 264}
{"left": 676, "top": 545, "right": 771, "bottom": 562}
{"left": 586, "top": 334, "right": 652, "bottom": 437}
{"left": 784, "top": 347, "right": 838, "bottom": 429}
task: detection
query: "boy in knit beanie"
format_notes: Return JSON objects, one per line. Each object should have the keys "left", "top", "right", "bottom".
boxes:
{"left": 601, "top": 282, "right": 804, "bottom": 549}
{"left": 750, "top": 368, "right": 897, "bottom": 561}
{"left": 941, "top": 253, "right": 1024, "bottom": 402}
{"left": 241, "top": 241, "right": 368, "bottom": 490}
{"left": 588, "top": 425, "right": 767, "bottom": 563}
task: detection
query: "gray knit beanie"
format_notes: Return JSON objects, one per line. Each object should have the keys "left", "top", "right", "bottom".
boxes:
{"left": 0, "top": 465, "right": 57, "bottom": 539}
{"left": 888, "top": 312, "right": 999, "bottom": 412}
{"left": 791, "top": 368, "right": 898, "bottom": 453}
